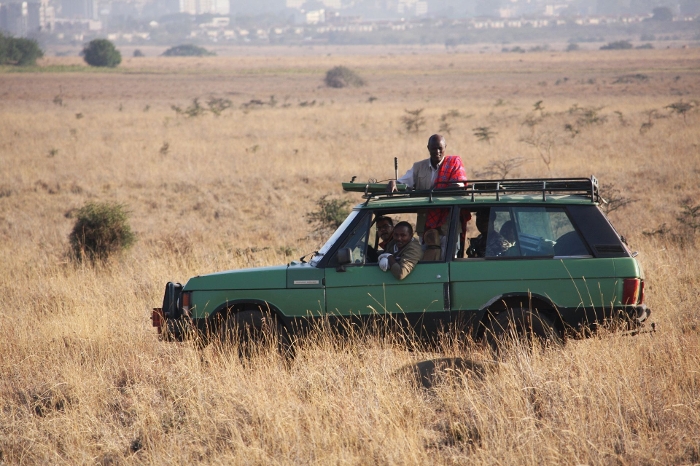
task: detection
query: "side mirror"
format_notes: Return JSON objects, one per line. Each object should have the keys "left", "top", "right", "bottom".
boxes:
{"left": 336, "top": 248, "right": 352, "bottom": 266}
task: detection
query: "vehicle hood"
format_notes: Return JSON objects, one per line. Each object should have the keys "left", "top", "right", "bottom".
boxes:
{"left": 184, "top": 265, "right": 287, "bottom": 291}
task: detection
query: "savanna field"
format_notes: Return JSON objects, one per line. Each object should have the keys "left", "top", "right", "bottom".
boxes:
{"left": 1, "top": 46, "right": 699, "bottom": 464}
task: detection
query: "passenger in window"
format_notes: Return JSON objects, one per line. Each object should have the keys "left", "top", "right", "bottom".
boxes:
{"left": 467, "top": 209, "right": 512, "bottom": 258}
{"left": 367, "top": 216, "right": 394, "bottom": 263}
{"left": 375, "top": 216, "right": 394, "bottom": 251}
{"left": 499, "top": 220, "right": 517, "bottom": 244}
{"left": 378, "top": 221, "right": 424, "bottom": 280}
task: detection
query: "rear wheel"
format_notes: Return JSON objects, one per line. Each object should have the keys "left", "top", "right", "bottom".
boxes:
{"left": 483, "top": 308, "right": 563, "bottom": 353}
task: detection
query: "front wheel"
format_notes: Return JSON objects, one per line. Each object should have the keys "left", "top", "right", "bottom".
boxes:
{"left": 483, "top": 308, "right": 563, "bottom": 353}
{"left": 218, "top": 309, "right": 292, "bottom": 358}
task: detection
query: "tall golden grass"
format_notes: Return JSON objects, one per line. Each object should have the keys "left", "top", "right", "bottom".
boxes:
{"left": 1, "top": 47, "right": 699, "bottom": 464}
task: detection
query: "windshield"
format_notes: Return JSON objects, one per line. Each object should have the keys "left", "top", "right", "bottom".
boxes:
{"left": 309, "top": 210, "right": 359, "bottom": 266}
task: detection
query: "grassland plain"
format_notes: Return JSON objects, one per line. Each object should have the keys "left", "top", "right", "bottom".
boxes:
{"left": 0, "top": 47, "right": 699, "bottom": 464}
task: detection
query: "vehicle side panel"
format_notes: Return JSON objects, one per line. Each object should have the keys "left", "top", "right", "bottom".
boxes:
{"left": 449, "top": 258, "right": 618, "bottom": 325}
{"left": 190, "top": 289, "right": 325, "bottom": 320}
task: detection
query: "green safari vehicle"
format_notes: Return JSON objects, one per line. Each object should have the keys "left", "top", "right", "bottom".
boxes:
{"left": 152, "top": 176, "right": 651, "bottom": 347}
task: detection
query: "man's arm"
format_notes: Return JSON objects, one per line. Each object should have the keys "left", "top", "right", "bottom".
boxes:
{"left": 387, "top": 167, "right": 414, "bottom": 192}
{"left": 388, "top": 241, "right": 424, "bottom": 280}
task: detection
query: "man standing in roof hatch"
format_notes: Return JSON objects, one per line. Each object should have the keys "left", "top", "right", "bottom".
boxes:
{"left": 387, "top": 134, "right": 466, "bottom": 193}
{"left": 386, "top": 134, "right": 469, "bottom": 245}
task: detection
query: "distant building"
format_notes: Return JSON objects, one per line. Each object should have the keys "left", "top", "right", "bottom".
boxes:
{"left": 306, "top": 8, "right": 324, "bottom": 24}
{"left": 61, "top": 0, "right": 97, "bottom": 19}
{"left": 0, "top": 0, "right": 53, "bottom": 36}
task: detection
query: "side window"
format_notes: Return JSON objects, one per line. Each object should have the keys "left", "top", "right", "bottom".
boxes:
{"left": 462, "top": 207, "right": 517, "bottom": 258}
{"left": 514, "top": 207, "right": 589, "bottom": 257}
{"left": 455, "top": 207, "right": 589, "bottom": 259}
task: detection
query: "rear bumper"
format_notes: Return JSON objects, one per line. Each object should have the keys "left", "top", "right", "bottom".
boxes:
{"left": 631, "top": 304, "right": 651, "bottom": 323}
{"left": 152, "top": 308, "right": 194, "bottom": 341}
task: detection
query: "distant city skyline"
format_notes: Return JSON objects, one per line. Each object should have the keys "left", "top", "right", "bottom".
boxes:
{"left": 1, "top": 0, "right": 697, "bottom": 44}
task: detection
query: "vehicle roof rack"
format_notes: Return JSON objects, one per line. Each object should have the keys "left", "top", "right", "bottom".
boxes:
{"left": 359, "top": 176, "right": 600, "bottom": 204}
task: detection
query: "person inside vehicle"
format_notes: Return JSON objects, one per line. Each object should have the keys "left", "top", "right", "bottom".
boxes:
{"left": 376, "top": 216, "right": 394, "bottom": 251}
{"left": 378, "top": 221, "right": 424, "bottom": 280}
{"left": 467, "top": 209, "right": 512, "bottom": 258}
{"left": 499, "top": 220, "right": 517, "bottom": 244}
{"left": 367, "top": 216, "right": 394, "bottom": 263}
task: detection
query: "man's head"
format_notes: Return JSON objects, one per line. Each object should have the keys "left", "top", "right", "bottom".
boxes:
{"left": 500, "top": 220, "right": 516, "bottom": 243}
{"left": 427, "top": 134, "right": 447, "bottom": 168}
{"left": 475, "top": 209, "right": 492, "bottom": 235}
{"left": 392, "top": 221, "right": 414, "bottom": 248}
{"left": 376, "top": 216, "right": 394, "bottom": 243}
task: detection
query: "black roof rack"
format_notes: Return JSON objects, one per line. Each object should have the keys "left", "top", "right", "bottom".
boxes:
{"left": 361, "top": 176, "right": 600, "bottom": 204}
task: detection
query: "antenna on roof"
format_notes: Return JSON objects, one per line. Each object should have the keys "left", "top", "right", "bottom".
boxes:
{"left": 394, "top": 157, "right": 398, "bottom": 181}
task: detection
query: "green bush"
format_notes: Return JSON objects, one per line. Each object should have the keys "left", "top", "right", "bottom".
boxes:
{"left": 0, "top": 33, "right": 44, "bottom": 66}
{"left": 69, "top": 201, "right": 135, "bottom": 262}
{"left": 162, "top": 44, "right": 215, "bottom": 57}
{"left": 306, "top": 195, "right": 351, "bottom": 231}
{"left": 82, "top": 39, "right": 122, "bottom": 67}
{"left": 600, "top": 40, "right": 633, "bottom": 50}
{"left": 324, "top": 66, "right": 366, "bottom": 88}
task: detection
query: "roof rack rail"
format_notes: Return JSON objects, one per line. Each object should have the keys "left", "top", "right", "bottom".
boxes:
{"left": 359, "top": 176, "right": 600, "bottom": 204}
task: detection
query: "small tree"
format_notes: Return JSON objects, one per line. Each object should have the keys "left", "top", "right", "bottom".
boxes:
{"left": 306, "top": 195, "right": 351, "bottom": 232}
{"left": 666, "top": 100, "right": 696, "bottom": 123}
{"left": 69, "top": 201, "right": 135, "bottom": 262}
{"left": 402, "top": 108, "right": 426, "bottom": 133}
{"left": 473, "top": 126, "right": 497, "bottom": 144}
{"left": 324, "top": 66, "right": 366, "bottom": 88}
{"left": 82, "top": 39, "right": 121, "bottom": 68}
{"left": 0, "top": 33, "right": 43, "bottom": 65}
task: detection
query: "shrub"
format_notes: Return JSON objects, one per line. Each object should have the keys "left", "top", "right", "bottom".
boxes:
{"left": 82, "top": 39, "right": 121, "bottom": 67}
{"left": 473, "top": 126, "right": 497, "bottom": 143}
{"left": 324, "top": 66, "right": 366, "bottom": 88}
{"left": 69, "top": 201, "right": 135, "bottom": 262}
{"left": 162, "top": 44, "right": 215, "bottom": 57}
{"left": 401, "top": 108, "right": 426, "bottom": 133}
{"left": 566, "top": 43, "right": 580, "bottom": 52}
{"left": 0, "top": 33, "right": 44, "bottom": 66}
{"left": 133, "top": 49, "right": 145, "bottom": 57}
{"left": 600, "top": 40, "right": 633, "bottom": 50}
{"left": 306, "top": 195, "right": 351, "bottom": 231}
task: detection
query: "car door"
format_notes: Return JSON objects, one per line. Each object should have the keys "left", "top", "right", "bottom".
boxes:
{"left": 324, "top": 210, "right": 450, "bottom": 331}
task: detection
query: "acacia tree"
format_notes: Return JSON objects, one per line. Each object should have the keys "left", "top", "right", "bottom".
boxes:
{"left": 82, "top": 39, "right": 121, "bottom": 68}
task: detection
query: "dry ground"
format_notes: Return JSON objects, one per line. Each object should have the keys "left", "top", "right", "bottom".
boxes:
{"left": 1, "top": 47, "right": 699, "bottom": 464}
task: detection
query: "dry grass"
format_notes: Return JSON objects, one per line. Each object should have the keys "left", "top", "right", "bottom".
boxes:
{"left": 1, "top": 47, "right": 699, "bottom": 464}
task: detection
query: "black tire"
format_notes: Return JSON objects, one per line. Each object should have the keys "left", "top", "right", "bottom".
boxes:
{"left": 218, "top": 309, "right": 293, "bottom": 359}
{"left": 484, "top": 308, "right": 563, "bottom": 353}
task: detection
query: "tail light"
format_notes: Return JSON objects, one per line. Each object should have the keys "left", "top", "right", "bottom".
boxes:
{"left": 152, "top": 308, "right": 164, "bottom": 333}
{"left": 623, "top": 278, "right": 644, "bottom": 305}
{"left": 181, "top": 292, "right": 191, "bottom": 316}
